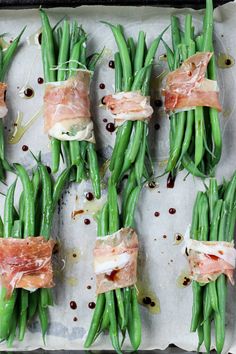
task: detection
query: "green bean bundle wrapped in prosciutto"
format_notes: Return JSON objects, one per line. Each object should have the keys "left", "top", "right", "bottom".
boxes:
{"left": 163, "top": 0, "right": 222, "bottom": 179}
{"left": 0, "top": 28, "right": 25, "bottom": 182}
{"left": 0, "top": 163, "right": 70, "bottom": 345}
{"left": 40, "top": 10, "right": 101, "bottom": 198}
{"left": 186, "top": 172, "right": 236, "bottom": 353}
{"left": 85, "top": 23, "right": 165, "bottom": 353}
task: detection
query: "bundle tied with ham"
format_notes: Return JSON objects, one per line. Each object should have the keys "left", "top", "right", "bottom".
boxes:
{"left": 187, "top": 171, "right": 236, "bottom": 353}
{"left": 40, "top": 10, "right": 101, "bottom": 197}
{"left": 44, "top": 70, "right": 95, "bottom": 143}
{"left": 94, "top": 227, "right": 138, "bottom": 294}
{"left": 164, "top": 2, "right": 222, "bottom": 179}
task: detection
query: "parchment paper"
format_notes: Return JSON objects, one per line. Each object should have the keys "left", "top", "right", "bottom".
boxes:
{"left": 0, "top": 2, "right": 235, "bottom": 352}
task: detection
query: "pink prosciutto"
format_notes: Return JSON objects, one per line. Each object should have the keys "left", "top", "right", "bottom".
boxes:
{"left": 163, "top": 52, "right": 222, "bottom": 113}
{"left": 186, "top": 240, "right": 236, "bottom": 284}
{"left": 0, "top": 82, "right": 8, "bottom": 118}
{"left": 103, "top": 91, "right": 153, "bottom": 122}
{"left": 94, "top": 228, "right": 138, "bottom": 294}
{"left": 0, "top": 237, "right": 55, "bottom": 298}
{"left": 44, "top": 71, "right": 91, "bottom": 132}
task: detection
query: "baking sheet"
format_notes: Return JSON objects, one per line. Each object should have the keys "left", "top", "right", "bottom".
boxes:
{"left": 0, "top": 2, "right": 236, "bottom": 352}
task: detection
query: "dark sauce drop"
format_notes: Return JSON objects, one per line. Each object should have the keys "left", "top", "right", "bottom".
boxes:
{"left": 154, "top": 99, "right": 162, "bottom": 108}
{"left": 109, "top": 60, "right": 115, "bottom": 69}
{"left": 46, "top": 166, "right": 51, "bottom": 174}
{"left": 99, "top": 83, "right": 105, "bottom": 89}
{"left": 148, "top": 181, "right": 156, "bottom": 189}
{"left": 150, "top": 301, "right": 156, "bottom": 307}
{"left": 22, "top": 145, "right": 29, "bottom": 152}
{"left": 84, "top": 218, "right": 91, "bottom": 225}
{"left": 105, "top": 269, "right": 119, "bottom": 282}
{"left": 101, "top": 96, "right": 106, "bottom": 105}
{"left": 225, "top": 58, "right": 232, "bottom": 66}
{"left": 88, "top": 302, "right": 96, "bottom": 309}
{"left": 183, "top": 277, "right": 191, "bottom": 286}
{"left": 24, "top": 87, "right": 34, "bottom": 98}
{"left": 37, "top": 77, "right": 44, "bottom": 84}
{"left": 72, "top": 253, "right": 77, "bottom": 258}
{"left": 73, "top": 317, "right": 78, "bottom": 321}
{"left": 87, "top": 285, "right": 91, "bottom": 290}
{"left": 163, "top": 235, "right": 167, "bottom": 239}
{"left": 167, "top": 172, "right": 176, "bottom": 189}
{"left": 106, "top": 122, "right": 115, "bottom": 133}
{"left": 176, "top": 234, "right": 182, "bottom": 241}
{"left": 103, "top": 118, "right": 108, "bottom": 123}
{"left": 154, "top": 211, "right": 160, "bottom": 217}
{"left": 143, "top": 296, "right": 151, "bottom": 305}
{"left": 38, "top": 32, "right": 42, "bottom": 45}
{"left": 154, "top": 123, "right": 160, "bottom": 130}
{"left": 70, "top": 301, "right": 77, "bottom": 310}
{"left": 85, "top": 192, "right": 94, "bottom": 201}
{"left": 169, "top": 208, "right": 176, "bottom": 215}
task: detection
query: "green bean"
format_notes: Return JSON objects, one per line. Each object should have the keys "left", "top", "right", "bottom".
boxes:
{"left": 3, "top": 180, "right": 17, "bottom": 238}
{"left": 51, "top": 138, "right": 61, "bottom": 174}
{"left": 28, "top": 292, "right": 38, "bottom": 319}
{"left": 121, "top": 122, "right": 143, "bottom": 174}
{"left": 38, "top": 163, "right": 52, "bottom": 239}
{"left": 106, "top": 291, "right": 122, "bottom": 354}
{"left": 0, "top": 216, "right": 3, "bottom": 237}
{"left": 195, "top": 107, "right": 205, "bottom": 167}
{"left": 100, "top": 301, "right": 110, "bottom": 331}
{"left": 134, "top": 31, "right": 145, "bottom": 74}
{"left": 110, "top": 122, "right": 133, "bottom": 184}
{"left": 57, "top": 20, "right": 70, "bottom": 81}
{"left": 61, "top": 141, "right": 71, "bottom": 167}
{"left": 7, "top": 309, "right": 17, "bottom": 348}
{"left": 166, "top": 111, "right": 186, "bottom": 173}
{"left": 127, "top": 287, "right": 141, "bottom": 351}
{"left": 39, "top": 9, "right": 56, "bottom": 82}
{"left": 1, "top": 27, "right": 26, "bottom": 81}
{"left": 171, "top": 16, "right": 181, "bottom": 52}
{"left": 127, "top": 37, "right": 135, "bottom": 65}
{"left": 182, "top": 153, "right": 207, "bottom": 178}
{"left": 203, "top": 286, "right": 212, "bottom": 353}
{"left": 87, "top": 143, "right": 101, "bottom": 199}
{"left": 14, "top": 164, "right": 35, "bottom": 236}
{"left": 105, "top": 23, "right": 132, "bottom": 91}
{"left": 52, "top": 167, "right": 71, "bottom": 210}
{"left": 134, "top": 125, "right": 147, "bottom": 184}
{"left": 124, "top": 185, "right": 142, "bottom": 228}
{"left": 38, "top": 302, "right": 48, "bottom": 342}
{"left": 18, "top": 289, "right": 28, "bottom": 341}
{"left": 0, "top": 118, "right": 5, "bottom": 162}
{"left": 114, "top": 52, "right": 122, "bottom": 92}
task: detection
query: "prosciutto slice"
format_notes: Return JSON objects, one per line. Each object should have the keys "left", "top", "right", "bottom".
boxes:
{"left": 163, "top": 52, "right": 222, "bottom": 113}
{"left": 0, "top": 237, "right": 55, "bottom": 298}
{"left": 0, "top": 82, "right": 8, "bottom": 118}
{"left": 185, "top": 239, "right": 236, "bottom": 284}
{"left": 103, "top": 91, "right": 153, "bottom": 123}
{"left": 44, "top": 70, "right": 95, "bottom": 142}
{"left": 94, "top": 228, "right": 138, "bottom": 294}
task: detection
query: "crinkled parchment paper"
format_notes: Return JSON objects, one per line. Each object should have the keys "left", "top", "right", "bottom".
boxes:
{"left": 0, "top": 1, "right": 235, "bottom": 352}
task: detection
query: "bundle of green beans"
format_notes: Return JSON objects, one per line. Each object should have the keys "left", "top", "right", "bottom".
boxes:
{"left": 190, "top": 171, "right": 236, "bottom": 353}
{"left": 40, "top": 10, "right": 101, "bottom": 198}
{"left": 164, "top": 0, "right": 222, "bottom": 179}
{"left": 0, "top": 28, "right": 25, "bottom": 182}
{"left": 0, "top": 162, "right": 70, "bottom": 345}
{"left": 85, "top": 24, "right": 164, "bottom": 353}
